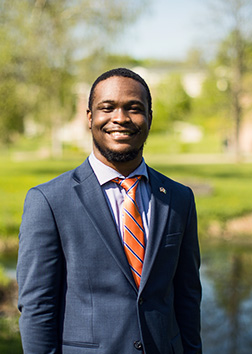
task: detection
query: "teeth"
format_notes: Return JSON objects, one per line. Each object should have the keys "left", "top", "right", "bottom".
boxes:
{"left": 110, "top": 131, "right": 131, "bottom": 136}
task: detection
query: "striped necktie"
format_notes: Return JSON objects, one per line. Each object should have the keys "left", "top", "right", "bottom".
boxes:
{"left": 113, "top": 177, "right": 145, "bottom": 288}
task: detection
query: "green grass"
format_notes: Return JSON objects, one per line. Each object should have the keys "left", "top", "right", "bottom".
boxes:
{"left": 0, "top": 153, "right": 86, "bottom": 241}
{"left": 1, "top": 149, "right": 252, "bottom": 243}
{"left": 145, "top": 131, "right": 223, "bottom": 154}
{"left": 143, "top": 159, "right": 252, "bottom": 234}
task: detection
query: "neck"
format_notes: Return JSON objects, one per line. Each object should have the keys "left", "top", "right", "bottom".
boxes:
{"left": 93, "top": 150, "right": 143, "bottom": 177}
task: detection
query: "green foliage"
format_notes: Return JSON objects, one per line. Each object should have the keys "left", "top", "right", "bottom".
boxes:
{"left": 205, "top": 0, "right": 252, "bottom": 157}
{"left": 191, "top": 68, "right": 231, "bottom": 135}
{"left": 77, "top": 53, "right": 143, "bottom": 84}
{"left": 243, "top": 40, "right": 252, "bottom": 72}
{"left": 152, "top": 74, "right": 191, "bottom": 132}
{"left": 0, "top": 80, "right": 25, "bottom": 143}
{"left": 0, "top": 0, "right": 150, "bottom": 143}
{"left": 189, "top": 31, "right": 252, "bottom": 148}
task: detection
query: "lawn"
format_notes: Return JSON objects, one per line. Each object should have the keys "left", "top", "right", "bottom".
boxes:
{"left": 144, "top": 158, "right": 252, "bottom": 227}
{"left": 0, "top": 153, "right": 85, "bottom": 242}
{"left": 1, "top": 149, "right": 252, "bottom": 243}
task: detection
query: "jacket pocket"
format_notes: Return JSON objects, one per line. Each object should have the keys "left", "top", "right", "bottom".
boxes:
{"left": 63, "top": 340, "right": 99, "bottom": 349}
{"left": 165, "top": 232, "right": 182, "bottom": 247}
{"left": 171, "top": 333, "right": 183, "bottom": 354}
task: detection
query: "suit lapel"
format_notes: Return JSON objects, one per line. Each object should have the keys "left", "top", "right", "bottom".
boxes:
{"left": 73, "top": 160, "right": 137, "bottom": 291}
{"left": 139, "top": 167, "right": 171, "bottom": 293}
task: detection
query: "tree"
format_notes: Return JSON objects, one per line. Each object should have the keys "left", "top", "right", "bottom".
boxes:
{"left": 205, "top": 0, "right": 252, "bottom": 159}
{"left": 191, "top": 65, "right": 231, "bottom": 136}
{"left": 152, "top": 74, "right": 191, "bottom": 133}
{"left": 0, "top": 0, "right": 149, "bottom": 152}
{"left": 77, "top": 53, "right": 143, "bottom": 85}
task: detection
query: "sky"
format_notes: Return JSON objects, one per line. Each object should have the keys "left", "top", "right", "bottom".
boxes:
{"left": 112, "top": 0, "right": 208, "bottom": 61}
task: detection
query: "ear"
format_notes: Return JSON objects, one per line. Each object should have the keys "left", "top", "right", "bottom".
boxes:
{"left": 148, "top": 110, "right": 153, "bottom": 130}
{"left": 87, "top": 109, "right": 92, "bottom": 129}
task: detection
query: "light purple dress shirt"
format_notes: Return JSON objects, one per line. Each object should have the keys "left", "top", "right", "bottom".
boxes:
{"left": 88, "top": 153, "right": 151, "bottom": 242}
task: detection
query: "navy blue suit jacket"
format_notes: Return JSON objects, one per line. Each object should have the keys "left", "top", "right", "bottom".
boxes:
{"left": 17, "top": 159, "right": 202, "bottom": 354}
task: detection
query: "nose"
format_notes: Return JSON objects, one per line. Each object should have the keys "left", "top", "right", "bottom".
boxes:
{"left": 111, "top": 108, "right": 130, "bottom": 124}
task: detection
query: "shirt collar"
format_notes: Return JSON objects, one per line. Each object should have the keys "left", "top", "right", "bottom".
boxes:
{"left": 88, "top": 152, "right": 149, "bottom": 186}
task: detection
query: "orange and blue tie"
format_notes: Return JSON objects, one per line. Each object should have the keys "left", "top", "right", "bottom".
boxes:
{"left": 113, "top": 177, "right": 145, "bottom": 288}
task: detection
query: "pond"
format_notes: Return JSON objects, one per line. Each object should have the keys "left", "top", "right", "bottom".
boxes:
{"left": 1, "top": 240, "right": 252, "bottom": 353}
{"left": 201, "top": 240, "right": 252, "bottom": 354}
{"left": 0, "top": 252, "right": 17, "bottom": 280}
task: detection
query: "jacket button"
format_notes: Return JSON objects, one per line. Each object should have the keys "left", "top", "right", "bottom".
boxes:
{"left": 139, "top": 297, "right": 144, "bottom": 305}
{"left": 134, "top": 341, "right": 143, "bottom": 350}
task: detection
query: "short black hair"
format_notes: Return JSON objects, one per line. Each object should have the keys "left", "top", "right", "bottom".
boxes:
{"left": 88, "top": 67, "right": 152, "bottom": 113}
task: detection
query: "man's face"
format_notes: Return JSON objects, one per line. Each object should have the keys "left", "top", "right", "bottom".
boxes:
{"left": 88, "top": 76, "right": 152, "bottom": 166}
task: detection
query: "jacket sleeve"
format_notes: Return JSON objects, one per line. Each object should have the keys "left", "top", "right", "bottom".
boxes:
{"left": 17, "top": 187, "right": 63, "bottom": 354}
{"left": 173, "top": 188, "right": 202, "bottom": 354}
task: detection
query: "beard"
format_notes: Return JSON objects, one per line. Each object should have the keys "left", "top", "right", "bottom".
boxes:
{"left": 93, "top": 136, "right": 144, "bottom": 163}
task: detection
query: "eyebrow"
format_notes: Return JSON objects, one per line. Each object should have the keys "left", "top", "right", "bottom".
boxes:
{"left": 97, "top": 99, "right": 145, "bottom": 107}
{"left": 126, "top": 100, "right": 145, "bottom": 107}
{"left": 97, "top": 100, "right": 115, "bottom": 106}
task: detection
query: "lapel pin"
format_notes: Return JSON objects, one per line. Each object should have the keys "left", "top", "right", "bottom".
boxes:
{"left": 159, "top": 187, "right": 166, "bottom": 194}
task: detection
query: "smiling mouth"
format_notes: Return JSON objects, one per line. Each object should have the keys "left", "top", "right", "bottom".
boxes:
{"left": 106, "top": 130, "right": 138, "bottom": 137}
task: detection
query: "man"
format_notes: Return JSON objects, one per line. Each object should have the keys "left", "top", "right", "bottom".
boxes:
{"left": 17, "top": 68, "right": 202, "bottom": 354}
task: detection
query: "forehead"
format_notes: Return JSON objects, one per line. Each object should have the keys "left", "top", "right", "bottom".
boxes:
{"left": 92, "top": 76, "right": 148, "bottom": 104}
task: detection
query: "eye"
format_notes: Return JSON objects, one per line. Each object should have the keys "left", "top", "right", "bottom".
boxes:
{"left": 129, "top": 105, "right": 144, "bottom": 113}
{"left": 100, "top": 105, "right": 114, "bottom": 112}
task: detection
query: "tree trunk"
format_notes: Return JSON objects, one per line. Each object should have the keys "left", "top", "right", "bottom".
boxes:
{"left": 232, "top": 29, "right": 243, "bottom": 161}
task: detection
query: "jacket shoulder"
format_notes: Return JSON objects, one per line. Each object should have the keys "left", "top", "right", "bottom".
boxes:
{"left": 29, "top": 158, "right": 92, "bottom": 196}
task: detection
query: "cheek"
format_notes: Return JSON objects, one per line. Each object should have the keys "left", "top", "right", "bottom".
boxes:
{"left": 139, "top": 120, "right": 150, "bottom": 135}
{"left": 91, "top": 114, "right": 108, "bottom": 129}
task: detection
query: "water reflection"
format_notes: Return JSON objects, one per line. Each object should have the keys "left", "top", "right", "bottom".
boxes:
{"left": 201, "top": 242, "right": 252, "bottom": 354}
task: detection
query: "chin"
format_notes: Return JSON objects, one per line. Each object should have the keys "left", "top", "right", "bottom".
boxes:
{"left": 94, "top": 139, "right": 143, "bottom": 163}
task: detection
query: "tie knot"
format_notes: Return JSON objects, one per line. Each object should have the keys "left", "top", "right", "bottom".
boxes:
{"left": 112, "top": 176, "right": 141, "bottom": 194}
